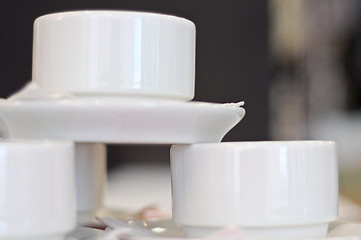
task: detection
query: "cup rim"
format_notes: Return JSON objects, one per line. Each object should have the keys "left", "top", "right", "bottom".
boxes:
{"left": 171, "top": 140, "right": 336, "bottom": 149}
{"left": 34, "top": 10, "right": 195, "bottom": 27}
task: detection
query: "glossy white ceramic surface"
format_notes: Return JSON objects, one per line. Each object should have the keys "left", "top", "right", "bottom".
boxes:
{"left": 171, "top": 141, "right": 338, "bottom": 239}
{"left": 75, "top": 143, "right": 106, "bottom": 223}
{"left": 0, "top": 140, "right": 76, "bottom": 240}
{"left": 0, "top": 98, "right": 245, "bottom": 144}
{"left": 33, "top": 11, "right": 195, "bottom": 100}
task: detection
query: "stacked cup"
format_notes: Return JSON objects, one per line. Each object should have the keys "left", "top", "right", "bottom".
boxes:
{"left": 32, "top": 10, "right": 195, "bottom": 100}
{"left": 31, "top": 10, "right": 196, "bottom": 223}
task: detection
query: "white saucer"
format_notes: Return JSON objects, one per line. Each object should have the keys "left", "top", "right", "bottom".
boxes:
{"left": 0, "top": 97, "right": 244, "bottom": 144}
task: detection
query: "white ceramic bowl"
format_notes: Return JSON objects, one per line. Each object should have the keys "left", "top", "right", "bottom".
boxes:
{"left": 171, "top": 141, "right": 338, "bottom": 239}
{"left": 32, "top": 11, "right": 195, "bottom": 100}
{"left": 0, "top": 140, "right": 76, "bottom": 240}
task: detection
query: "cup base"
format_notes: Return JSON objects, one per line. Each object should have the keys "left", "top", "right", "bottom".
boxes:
{"left": 182, "top": 222, "right": 329, "bottom": 239}
{"left": 0, "top": 234, "right": 66, "bottom": 240}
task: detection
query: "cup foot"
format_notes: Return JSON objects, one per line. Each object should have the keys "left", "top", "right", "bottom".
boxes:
{"left": 0, "top": 234, "right": 66, "bottom": 240}
{"left": 182, "top": 223, "right": 329, "bottom": 239}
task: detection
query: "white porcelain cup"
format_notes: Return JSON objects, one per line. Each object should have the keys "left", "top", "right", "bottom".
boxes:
{"left": 0, "top": 140, "right": 76, "bottom": 240}
{"left": 33, "top": 11, "right": 195, "bottom": 100}
{"left": 171, "top": 141, "right": 338, "bottom": 239}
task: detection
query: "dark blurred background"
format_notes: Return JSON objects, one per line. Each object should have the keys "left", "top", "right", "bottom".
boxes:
{"left": 0, "top": 0, "right": 269, "bottom": 168}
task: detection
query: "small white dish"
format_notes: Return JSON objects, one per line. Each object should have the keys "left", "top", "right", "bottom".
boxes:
{"left": 0, "top": 97, "right": 245, "bottom": 144}
{"left": 171, "top": 141, "right": 338, "bottom": 239}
